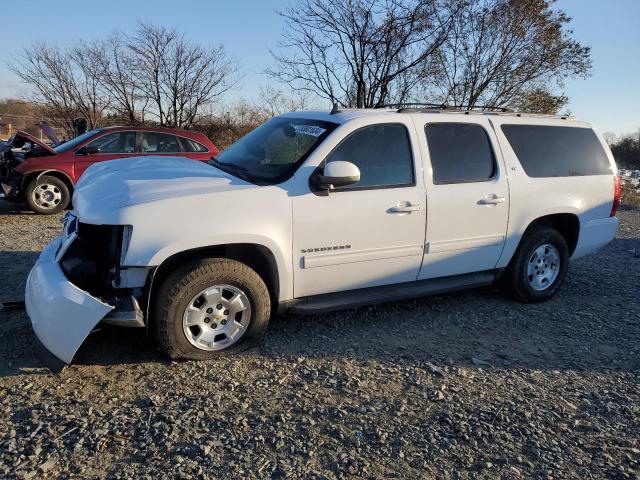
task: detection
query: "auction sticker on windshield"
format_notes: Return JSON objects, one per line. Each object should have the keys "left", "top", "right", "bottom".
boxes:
{"left": 293, "top": 125, "right": 327, "bottom": 137}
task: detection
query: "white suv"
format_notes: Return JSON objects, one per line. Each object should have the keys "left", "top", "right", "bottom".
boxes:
{"left": 25, "top": 106, "right": 620, "bottom": 370}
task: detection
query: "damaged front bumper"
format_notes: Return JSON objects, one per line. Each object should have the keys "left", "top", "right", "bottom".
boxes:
{"left": 0, "top": 173, "right": 23, "bottom": 200}
{"left": 1, "top": 148, "right": 24, "bottom": 199}
{"left": 26, "top": 236, "right": 115, "bottom": 371}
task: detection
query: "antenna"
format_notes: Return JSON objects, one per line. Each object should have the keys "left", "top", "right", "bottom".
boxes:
{"left": 330, "top": 102, "right": 341, "bottom": 115}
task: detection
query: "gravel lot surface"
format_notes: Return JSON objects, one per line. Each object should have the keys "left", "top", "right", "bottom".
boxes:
{"left": 0, "top": 200, "right": 639, "bottom": 479}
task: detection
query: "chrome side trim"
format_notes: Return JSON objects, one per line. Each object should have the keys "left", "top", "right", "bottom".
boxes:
{"left": 302, "top": 244, "right": 424, "bottom": 269}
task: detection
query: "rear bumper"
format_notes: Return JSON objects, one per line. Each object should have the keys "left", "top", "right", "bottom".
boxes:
{"left": 572, "top": 217, "right": 619, "bottom": 260}
{"left": 25, "top": 237, "right": 114, "bottom": 368}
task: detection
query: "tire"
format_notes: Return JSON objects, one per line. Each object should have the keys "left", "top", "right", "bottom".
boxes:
{"left": 502, "top": 227, "right": 569, "bottom": 303}
{"left": 152, "top": 258, "right": 271, "bottom": 360}
{"left": 25, "top": 175, "right": 70, "bottom": 215}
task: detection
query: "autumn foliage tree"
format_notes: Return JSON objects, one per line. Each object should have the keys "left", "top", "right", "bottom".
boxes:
{"left": 431, "top": 0, "right": 591, "bottom": 112}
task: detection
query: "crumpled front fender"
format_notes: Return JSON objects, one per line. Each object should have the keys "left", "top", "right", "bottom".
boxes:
{"left": 25, "top": 237, "right": 114, "bottom": 369}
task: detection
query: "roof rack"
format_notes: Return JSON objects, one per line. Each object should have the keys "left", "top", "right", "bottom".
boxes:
{"left": 376, "top": 103, "right": 512, "bottom": 113}
{"left": 377, "top": 102, "right": 448, "bottom": 111}
{"left": 374, "top": 102, "right": 570, "bottom": 119}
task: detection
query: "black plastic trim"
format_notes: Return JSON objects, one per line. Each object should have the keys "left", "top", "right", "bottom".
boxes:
{"left": 283, "top": 270, "right": 501, "bottom": 315}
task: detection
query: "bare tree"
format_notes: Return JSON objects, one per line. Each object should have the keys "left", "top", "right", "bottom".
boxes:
{"left": 72, "top": 42, "right": 112, "bottom": 127}
{"left": 8, "top": 22, "right": 240, "bottom": 132}
{"left": 90, "top": 36, "right": 145, "bottom": 125}
{"left": 8, "top": 42, "right": 111, "bottom": 135}
{"left": 255, "top": 85, "right": 317, "bottom": 116}
{"left": 602, "top": 131, "right": 618, "bottom": 146}
{"left": 129, "top": 22, "right": 240, "bottom": 128}
{"left": 431, "top": 0, "right": 591, "bottom": 111}
{"left": 268, "top": 0, "right": 457, "bottom": 108}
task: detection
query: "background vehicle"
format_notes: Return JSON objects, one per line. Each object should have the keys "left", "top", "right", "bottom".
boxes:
{"left": 0, "top": 126, "right": 219, "bottom": 214}
{"left": 24, "top": 106, "right": 620, "bottom": 371}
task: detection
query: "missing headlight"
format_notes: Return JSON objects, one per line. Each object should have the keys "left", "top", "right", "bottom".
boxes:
{"left": 60, "top": 223, "right": 125, "bottom": 297}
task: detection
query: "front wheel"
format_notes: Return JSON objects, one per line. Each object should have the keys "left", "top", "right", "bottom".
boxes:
{"left": 25, "top": 175, "right": 70, "bottom": 215}
{"left": 152, "top": 258, "right": 271, "bottom": 360}
{"left": 502, "top": 227, "right": 569, "bottom": 303}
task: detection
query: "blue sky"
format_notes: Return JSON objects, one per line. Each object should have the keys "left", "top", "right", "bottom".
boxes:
{"left": 0, "top": 0, "right": 638, "bottom": 135}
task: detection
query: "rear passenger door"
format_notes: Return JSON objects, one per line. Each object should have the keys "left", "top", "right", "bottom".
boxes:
{"left": 141, "top": 132, "right": 182, "bottom": 156}
{"left": 416, "top": 118, "right": 509, "bottom": 279}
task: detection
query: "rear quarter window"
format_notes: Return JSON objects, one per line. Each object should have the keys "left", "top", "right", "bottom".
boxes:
{"left": 501, "top": 125, "right": 611, "bottom": 177}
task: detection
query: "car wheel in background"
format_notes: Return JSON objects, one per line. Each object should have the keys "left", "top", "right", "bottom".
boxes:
{"left": 25, "top": 175, "right": 70, "bottom": 215}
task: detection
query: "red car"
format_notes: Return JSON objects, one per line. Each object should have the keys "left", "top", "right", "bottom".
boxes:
{"left": 0, "top": 126, "right": 219, "bottom": 214}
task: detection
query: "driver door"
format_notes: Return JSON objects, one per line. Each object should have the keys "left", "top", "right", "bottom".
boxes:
{"left": 292, "top": 119, "right": 427, "bottom": 298}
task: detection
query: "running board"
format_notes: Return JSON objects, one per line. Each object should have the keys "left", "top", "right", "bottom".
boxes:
{"left": 285, "top": 270, "right": 499, "bottom": 315}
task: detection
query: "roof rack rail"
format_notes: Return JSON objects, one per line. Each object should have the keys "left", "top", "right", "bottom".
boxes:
{"left": 376, "top": 103, "right": 513, "bottom": 113}
{"left": 376, "top": 102, "right": 448, "bottom": 110}
{"left": 374, "top": 102, "right": 570, "bottom": 119}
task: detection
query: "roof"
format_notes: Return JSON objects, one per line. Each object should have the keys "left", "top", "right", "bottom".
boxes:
{"left": 100, "top": 125, "right": 208, "bottom": 137}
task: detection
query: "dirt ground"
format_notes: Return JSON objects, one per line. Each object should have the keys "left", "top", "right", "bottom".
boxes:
{"left": 0, "top": 199, "right": 639, "bottom": 479}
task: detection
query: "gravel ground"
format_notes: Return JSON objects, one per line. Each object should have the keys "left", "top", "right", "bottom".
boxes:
{"left": 0, "top": 200, "right": 639, "bottom": 479}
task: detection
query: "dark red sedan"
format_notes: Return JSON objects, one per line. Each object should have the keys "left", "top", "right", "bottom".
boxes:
{"left": 0, "top": 126, "right": 219, "bottom": 214}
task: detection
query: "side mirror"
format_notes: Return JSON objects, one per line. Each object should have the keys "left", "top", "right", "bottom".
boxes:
{"left": 315, "top": 161, "right": 360, "bottom": 190}
{"left": 77, "top": 146, "right": 99, "bottom": 155}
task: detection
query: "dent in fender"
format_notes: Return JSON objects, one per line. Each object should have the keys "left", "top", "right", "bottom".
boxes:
{"left": 25, "top": 237, "right": 114, "bottom": 365}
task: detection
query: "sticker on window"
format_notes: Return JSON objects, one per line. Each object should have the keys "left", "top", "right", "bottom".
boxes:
{"left": 293, "top": 125, "right": 327, "bottom": 137}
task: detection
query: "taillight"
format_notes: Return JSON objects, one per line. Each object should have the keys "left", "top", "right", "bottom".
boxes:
{"left": 610, "top": 175, "right": 621, "bottom": 217}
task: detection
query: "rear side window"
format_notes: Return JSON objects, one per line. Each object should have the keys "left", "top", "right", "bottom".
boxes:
{"left": 501, "top": 125, "right": 611, "bottom": 177}
{"left": 178, "top": 137, "right": 209, "bottom": 152}
{"left": 142, "top": 132, "right": 181, "bottom": 153}
{"left": 326, "top": 123, "right": 414, "bottom": 189}
{"left": 425, "top": 123, "right": 495, "bottom": 184}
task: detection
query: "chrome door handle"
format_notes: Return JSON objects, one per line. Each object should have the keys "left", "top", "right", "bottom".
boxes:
{"left": 388, "top": 202, "right": 423, "bottom": 214}
{"left": 478, "top": 194, "right": 506, "bottom": 205}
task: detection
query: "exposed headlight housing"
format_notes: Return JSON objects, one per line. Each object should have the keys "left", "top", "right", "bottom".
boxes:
{"left": 59, "top": 222, "right": 129, "bottom": 297}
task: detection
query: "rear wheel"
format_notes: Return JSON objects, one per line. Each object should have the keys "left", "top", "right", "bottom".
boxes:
{"left": 25, "top": 175, "right": 70, "bottom": 215}
{"left": 153, "top": 258, "right": 271, "bottom": 360}
{"left": 502, "top": 227, "right": 569, "bottom": 303}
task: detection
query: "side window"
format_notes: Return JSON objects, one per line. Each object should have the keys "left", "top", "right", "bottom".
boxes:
{"left": 425, "top": 123, "right": 495, "bottom": 184}
{"left": 500, "top": 125, "right": 611, "bottom": 177}
{"left": 326, "top": 123, "right": 414, "bottom": 189}
{"left": 142, "top": 132, "right": 181, "bottom": 153}
{"left": 178, "top": 137, "right": 209, "bottom": 153}
{"left": 86, "top": 131, "right": 136, "bottom": 154}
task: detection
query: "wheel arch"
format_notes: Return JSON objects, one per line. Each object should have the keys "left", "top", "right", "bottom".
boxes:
{"left": 520, "top": 213, "right": 580, "bottom": 256}
{"left": 23, "top": 169, "right": 75, "bottom": 198}
{"left": 146, "top": 243, "right": 281, "bottom": 323}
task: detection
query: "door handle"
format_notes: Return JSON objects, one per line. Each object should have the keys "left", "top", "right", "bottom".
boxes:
{"left": 388, "top": 202, "right": 423, "bottom": 214}
{"left": 478, "top": 194, "right": 506, "bottom": 205}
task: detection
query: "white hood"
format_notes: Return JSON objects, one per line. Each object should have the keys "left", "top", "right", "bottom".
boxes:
{"left": 73, "top": 156, "right": 255, "bottom": 217}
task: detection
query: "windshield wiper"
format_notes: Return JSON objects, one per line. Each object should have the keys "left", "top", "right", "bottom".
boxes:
{"left": 209, "top": 158, "right": 251, "bottom": 181}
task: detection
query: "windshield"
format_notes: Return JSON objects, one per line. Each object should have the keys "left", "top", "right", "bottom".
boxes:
{"left": 210, "top": 117, "right": 337, "bottom": 184}
{"left": 53, "top": 129, "right": 105, "bottom": 153}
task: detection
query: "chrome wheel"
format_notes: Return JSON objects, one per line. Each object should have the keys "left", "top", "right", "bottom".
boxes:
{"left": 527, "top": 243, "right": 560, "bottom": 291}
{"left": 32, "top": 183, "right": 62, "bottom": 210}
{"left": 182, "top": 284, "right": 252, "bottom": 351}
